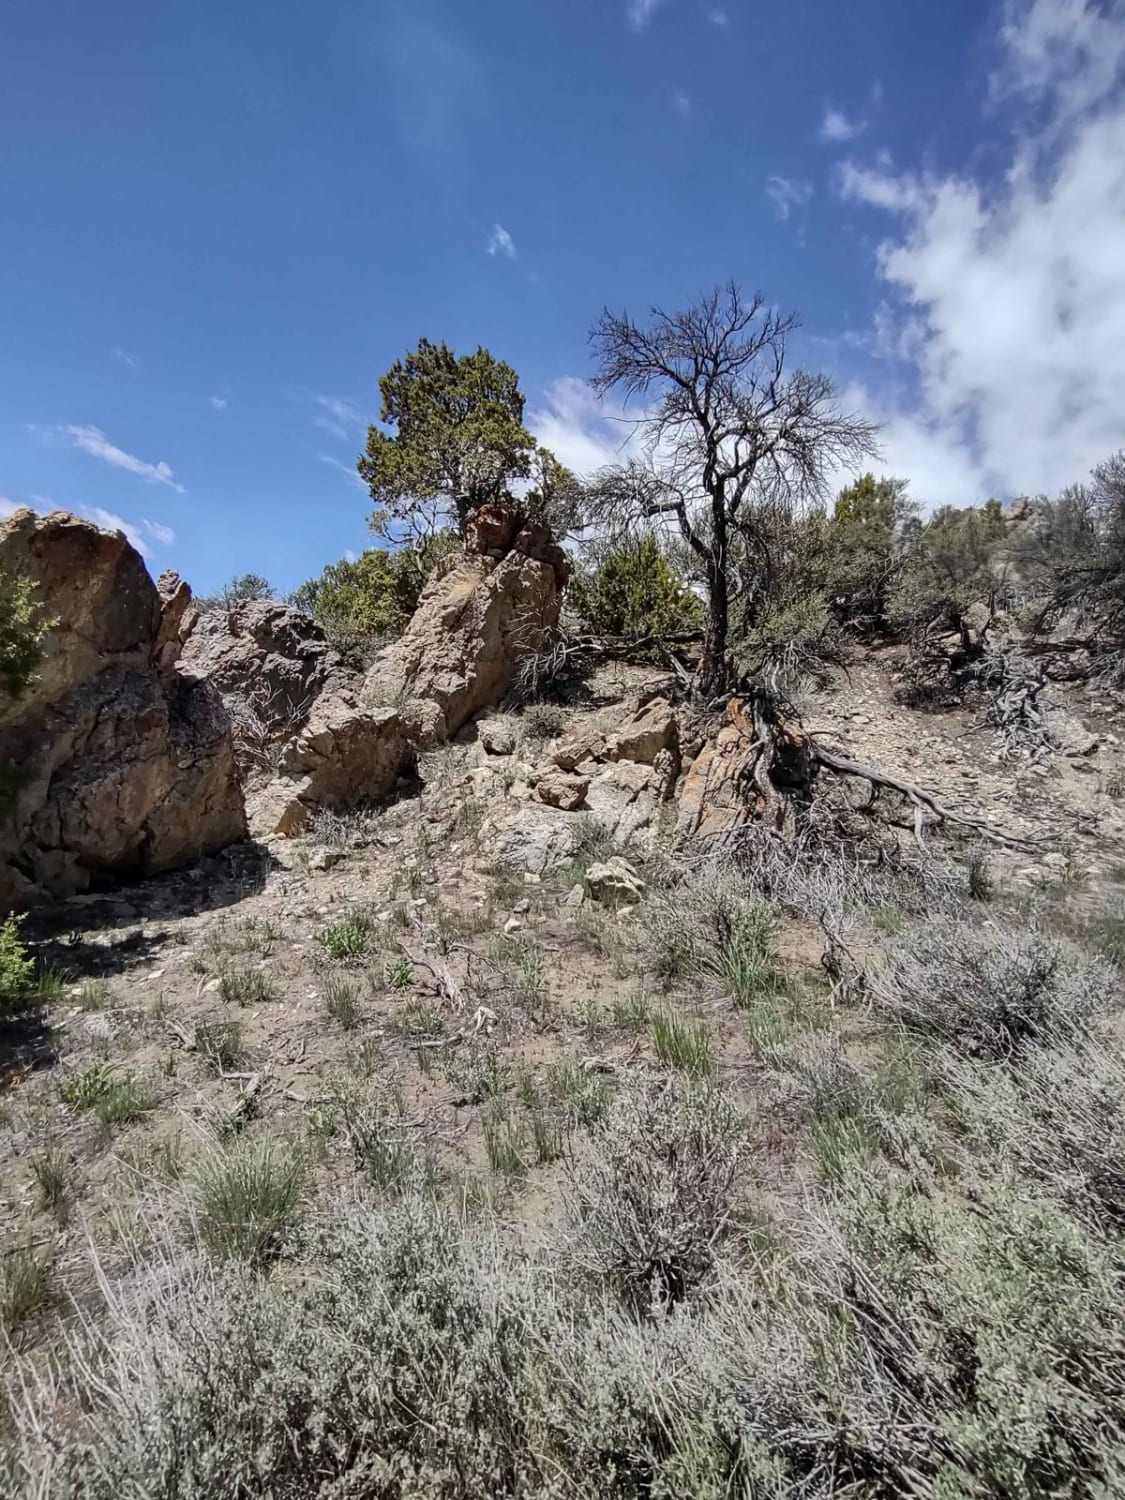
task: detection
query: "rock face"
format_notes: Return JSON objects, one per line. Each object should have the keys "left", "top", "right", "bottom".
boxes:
{"left": 365, "top": 512, "right": 567, "bottom": 746}
{"left": 246, "top": 693, "right": 413, "bottom": 837}
{"left": 0, "top": 511, "right": 246, "bottom": 907}
{"left": 181, "top": 600, "right": 352, "bottom": 744}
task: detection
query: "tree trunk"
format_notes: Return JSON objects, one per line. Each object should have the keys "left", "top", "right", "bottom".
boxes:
{"left": 697, "top": 574, "right": 729, "bottom": 698}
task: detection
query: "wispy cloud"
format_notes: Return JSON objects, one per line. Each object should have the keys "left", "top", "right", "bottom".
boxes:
{"left": 673, "top": 91, "right": 692, "bottom": 117}
{"left": 707, "top": 8, "right": 729, "bottom": 26}
{"left": 765, "top": 175, "right": 812, "bottom": 222}
{"left": 486, "top": 223, "right": 517, "bottom": 259}
{"left": 819, "top": 105, "right": 866, "bottom": 143}
{"left": 0, "top": 495, "right": 174, "bottom": 558}
{"left": 627, "top": 0, "right": 666, "bottom": 29}
{"left": 313, "top": 395, "right": 365, "bottom": 440}
{"left": 209, "top": 394, "right": 228, "bottom": 411}
{"left": 112, "top": 347, "right": 140, "bottom": 371}
{"left": 319, "top": 453, "right": 366, "bottom": 490}
{"left": 836, "top": 0, "right": 1125, "bottom": 505}
{"left": 528, "top": 377, "right": 646, "bottom": 477}
{"left": 61, "top": 425, "right": 185, "bottom": 493}
{"left": 143, "top": 518, "right": 176, "bottom": 547}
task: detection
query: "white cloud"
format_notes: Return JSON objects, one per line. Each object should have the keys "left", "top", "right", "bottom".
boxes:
{"left": 765, "top": 174, "right": 812, "bottom": 222}
{"left": 112, "top": 347, "right": 139, "bottom": 371}
{"left": 143, "top": 518, "right": 176, "bottom": 546}
{"left": 343, "top": 549, "right": 358, "bottom": 563}
{"left": 486, "top": 223, "right": 517, "bottom": 259}
{"left": 819, "top": 106, "right": 866, "bottom": 144}
{"left": 627, "top": 0, "right": 666, "bottom": 27}
{"left": 673, "top": 91, "right": 691, "bottom": 116}
{"left": 708, "top": 9, "right": 729, "bottom": 26}
{"left": 837, "top": 0, "right": 1125, "bottom": 504}
{"left": 61, "top": 425, "right": 185, "bottom": 492}
{"left": 996, "top": 0, "right": 1125, "bottom": 123}
{"left": 528, "top": 377, "right": 645, "bottom": 477}
{"left": 209, "top": 395, "right": 228, "bottom": 411}
{"left": 319, "top": 453, "right": 366, "bottom": 489}
{"left": 313, "top": 394, "right": 364, "bottom": 439}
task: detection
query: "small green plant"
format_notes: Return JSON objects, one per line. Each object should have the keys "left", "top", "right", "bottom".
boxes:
{"left": 715, "top": 905, "right": 779, "bottom": 1006}
{"left": 60, "top": 1062, "right": 118, "bottom": 1109}
{"left": 30, "top": 1145, "right": 72, "bottom": 1223}
{"left": 191, "top": 1135, "right": 304, "bottom": 1263}
{"left": 652, "top": 1010, "right": 714, "bottom": 1077}
{"left": 342, "top": 1090, "right": 418, "bottom": 1192}
{"left": 317, "top": 911, "right": 374, "bottom": 961}
{"left": 195, "top": 1020, "right": 244, "bottom": 1074}
{"left": 0, "top": 1246, "right": 53, "bottom": 1344}
{"left": 75, "top": 978, "right": 112, "bottom": 1010}
{"left": 322, "top": 973, "right": 360, "bottom": 1028}
{"left": 219, "top": 967, "right": 275, "bottom": 1006}
{"left": 0, "top": 913, "right": 34, "bottom": 1005}
{"left": 384, "top": 955, "right": 414, "bottom": 991}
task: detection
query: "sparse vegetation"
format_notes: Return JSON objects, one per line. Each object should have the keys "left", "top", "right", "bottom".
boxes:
{"left": 316, "top": 911, "right": 374, "bottom": 961}
{"left": 652, "top": 1008, "right": 715, "bottom": 1076}
{"left": 218, "top": 966, "right": 275, "bottom": 1006}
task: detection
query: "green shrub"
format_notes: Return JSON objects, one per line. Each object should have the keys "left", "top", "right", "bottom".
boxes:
{"left": 0, "top": 913, "right": 35, "bottom": 1006}
{"left": 0, "top": 569, "right": 50, "bottom": 696}
{"left": 316, "top": 911, "right": 374, "bottom": 961}
{"left": 291, "top": 533, "right": 458, "bottom": 653}
{"left": 570, "top": 535, "right": 702, "bottom": 637}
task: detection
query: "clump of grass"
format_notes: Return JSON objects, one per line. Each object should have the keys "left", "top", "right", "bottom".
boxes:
{"left": 610, "top": 990, "right": 653, "bottom": 1031}
{"left": 483, "top": 1103, "right": 525, "bottom": 1178}
{"left": 219, "top": 966, "right": 275, "bottom": 1006}
{"left": 195, "top": 1020, "right": 244, "bottom": 1074}
{"left": 322, "top": 973, "right": 360, "bottom": 1029}
{"left": 547, "top": 1056, "right": 610, "bottom": 1128}
{"left": 1089, "top": 901, "right": 1125, "bottom": 966}
{"left": 652, "top": 1010, "right": 714, "bottom": 1077}
{"left": 642, "top": 864, "right": 779, "bottom": 1004}
{"left": 384, "top": 955, "right": 413, "bottom": 991}
{"left": 341, "top": 1090, "right": 418, "bottom": 1192}
{"left": 30, "top": 1144, "right": 73, "bottom": 1223}
{"left": 75, "top": 978, "right": 112, "bottom": 1010}
{"left": 191, "top": 1135, "right": 304, "bottom": 1262}
{"left": 394, "top": 998, "right": 446, "bottom": 1040}
{"left": 317, "top": 910, "right": 375, "bottom": 961}
{"left": 33, "top": 962, "right": 69, "bottom": 998}
{"left": 0, "top": 1246, "right": 53, "bottom": 1345}
{"left": 60, "top": 1063, "right": 154, "bottom": 1126}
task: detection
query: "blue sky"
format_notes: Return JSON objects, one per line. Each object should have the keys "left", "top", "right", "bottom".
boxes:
{"left": 3, "top": 0, "right": 1124, "bottom": 594}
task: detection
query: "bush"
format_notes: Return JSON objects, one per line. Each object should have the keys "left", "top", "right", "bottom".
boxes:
{"left": 0, "top": 570, "right": 49, "bottom": 696}
{"left": 204, "top": 573, "right": 274, "bottom": 610}
{"left": 291, "top": 533, "right": 458, "bottom": 654}
{"left": 568, "top": 1083, "right": 743, "bottom": 1313}
{"left": 642, "top": 863, "right": 779, "bottom": 1001}
{"left": 569, "top": 535, "right": 701, "bottom": 637}
{"left": 874, "top": 920, "right": 1108, "bottom": 1059}
{"left": 0, "top": 914, "right": 35, "bottom": 1007}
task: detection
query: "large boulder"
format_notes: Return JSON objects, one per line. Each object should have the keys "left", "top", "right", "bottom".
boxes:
{"left": 180, "top": 599, "right": 352, "bottom": 744}
{"left": 0, "top": 511, "right": 246, "bottom": 907}
{"left": 246, "top": 692, "right": 413, "bottom": 837}
{"left": 364, "top": 512, "right": 567, "bottom": 746}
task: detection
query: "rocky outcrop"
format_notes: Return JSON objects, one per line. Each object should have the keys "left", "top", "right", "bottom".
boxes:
{"left": 246, "top": 693, "right": 413, "bottom": 837}
{"left": 0, "top": 511, "right": 245, "bottom": 907}
{"left": 180, "top": 599, "right": 352, "bottom": 744}
{"left": 365, "top": 511, "right": 567, "bottom": 746}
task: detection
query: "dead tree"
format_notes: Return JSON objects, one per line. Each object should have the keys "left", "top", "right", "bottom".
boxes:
{"left": 588, "top": 282, "right": 878, "bottom": 698}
